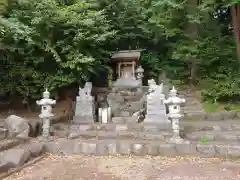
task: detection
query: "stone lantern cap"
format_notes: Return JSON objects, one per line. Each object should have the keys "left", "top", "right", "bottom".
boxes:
{"left": 164, "top": 86, "right": 186, "bottom": 105}
{"left": 36, "top": 89, "right": 56, "bottom": 106}
{"left": 136, "top": 66, "right": 144, "bottom": 73}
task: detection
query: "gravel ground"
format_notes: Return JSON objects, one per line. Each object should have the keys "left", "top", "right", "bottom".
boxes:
{"left": 3, "top": 154, "right": 240, "bottom": 180}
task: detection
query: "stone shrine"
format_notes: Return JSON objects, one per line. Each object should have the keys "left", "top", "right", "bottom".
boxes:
{"left": 111, "top": 50, "right": 144, "bottom": 88}
{"left": 73, "top": 82, "right": 95, "bottom": 123}
{"left": 144, "top": 81, "right": 169, "bottom": 123}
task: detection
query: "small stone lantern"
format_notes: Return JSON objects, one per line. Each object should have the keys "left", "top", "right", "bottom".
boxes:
{"left": 164, "top": 87, "right": 188, "bottom": 144}
{"left": 136, "top": 66, "right": 144, "bottom": 80}
{"left": 36, "top": 89, "right": 56, "bottom": 138}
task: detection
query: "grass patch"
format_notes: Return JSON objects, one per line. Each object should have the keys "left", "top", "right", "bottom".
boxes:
{"left": 203, "top": 102, "right": 240, "bottom": 113}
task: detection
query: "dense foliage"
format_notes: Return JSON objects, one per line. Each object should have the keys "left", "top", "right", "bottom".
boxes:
{"left": 0, "top": 0, "right": 239, "bottom": 104}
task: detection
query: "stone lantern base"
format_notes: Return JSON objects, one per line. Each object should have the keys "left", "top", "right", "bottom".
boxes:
{"left": 113, "top": 77, "right": 142, "bottom": 88}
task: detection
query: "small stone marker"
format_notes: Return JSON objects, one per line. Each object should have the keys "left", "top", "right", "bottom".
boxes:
{"left": 145, "top": 81, "right": 169, "bottom": 123}
{"left": 73, "top": 82, "right": 95, "bottom": 123}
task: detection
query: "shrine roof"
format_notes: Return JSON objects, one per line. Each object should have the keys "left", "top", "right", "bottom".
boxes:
{"left": 111, "top": 49, "right": 144, "bottom": 61}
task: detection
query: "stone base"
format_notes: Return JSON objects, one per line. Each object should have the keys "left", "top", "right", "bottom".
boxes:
{"left": 73, "top": 116, "right": 95, "bottom": 124}
{"left": 144, "top": 116, "right": 170, "bottom": 124}
{"left": 113, "top": 78, "right": 141, "bottom": 88}
{"left": 37, "top": 136, "right": 54, "bottom": 142}
{"left": 168, "top": 136, "right": 190, "bottom": 144}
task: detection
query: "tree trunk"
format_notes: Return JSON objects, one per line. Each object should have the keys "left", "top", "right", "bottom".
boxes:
{"left": 186, "top": 0, "right": 200, "bottom": 85}
{"left": 231, "top": 4, "right": 240, "bottom": 62}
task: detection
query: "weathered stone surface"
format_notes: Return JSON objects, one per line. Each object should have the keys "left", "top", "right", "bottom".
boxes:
{"left": 112, "top": 117, "right": 127, "bottom": 124}
{"left": 107, "top": 93, "right": 124, "bottom": 117}
{"left": 119, "top": 111, "right": 130, "bottom": 117}
{"left": 132, "top": 143, "right": 145, "bottom": 155}
{"left": 185, "top": 132, "right": 214, "bottom": 141}
{"left": 23, "top": 143, "right": 44, "bottom": 157}
{"left": 78, "top": 124, "right": 94, "bottom": 131}
{"left": 158, "top": 144, "right": 176, "bottom": 156}
{"left": 143, "top": 125, "right": 159, "bottom": 132}
{"left": 53, "top": 130, "right": 68, "bottom": 137}
{"left": 74, "top": 83, "right": 95, "bottom": 123}
{"left": 128, "top": 101, "right": 144, "bottom": 114}
{"left": 212, "top": 125, "right": 221, "bottom": 131}
{"left": 236, "top": 112, "right": 240, "bottom": 119}
{"left": 107, "top": 143, "right": 118, "bottom": 155}
{"left": 80, "top": 142, "right": 97, "bottom": 155}
{"left": 127, "top": 123, "right": 143, "bottom": 131}
{"left": 196, "top": 144, "right": 216, "bottom": 155}
{"left": 96, "top": 142, "right": 117, "bottom": 155}
{"left": 72, "top": 131, "right": 97, "bottom": 140}
{"left": 221, "top": 112, "right": 237, "bottom": 120}
{"left": 185, "top": 113, "right": 206, "bottom": 121}
{"left": 118, "top": 141, "right": 132, "bottom": 155}
{"left": 96, "top": 142, "right": 108, "bottom": 155}
{"left": 117, "top": 131, "right": 138, "bottom": 139}
{"left": 138, "top": 132, "right": 165, "bottom": 140}
{"left": 5, "top": 115, "right": 30, "bottom": 138}
{"left": 175, "top": 143, "right": 197, "bottom": 155}
{"left": 205, "top": 113, "right": 222, "bottom": 121}
{"left": 0, "top": 161, "right": 13, "bottom": 173}
{"left": 115, "top": 124, "right": 128, "bottom": 131}
{"left": 146, "top": 143, "right": 159, "bottom": 156}
{"left": 0, "top": 128, "right": 7, "bottom": 140}
{"left": 1, "top": 148, "right": 31, "bottom": 167}
{"left": 97, "top": 131, "right": 117, "bottom": 140}
{"left": 96, "top": 124, "right": 115, "bottom": 131}
{"left": 145, "top": 84, "right": 168, "bottom": 123}
{"left": 215, "top": 133, "right": 238, "bottom": 141}
{"left": 44, "top": 142, "right": 60, "bottom": 153}
{"left": 215, "top": 144, "right": 240, "bottom": 156}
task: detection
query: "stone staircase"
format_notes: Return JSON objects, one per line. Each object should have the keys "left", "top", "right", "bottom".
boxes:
{"left": 178, "top": 88, "right": 205, "bottom": 115}
{"left": 50, "top": 117, "right": 240, "bottom": 157}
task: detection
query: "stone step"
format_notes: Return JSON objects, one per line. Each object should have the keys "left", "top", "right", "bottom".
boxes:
{"left": 52, "top": 123, "right": 173, "bottom": 133}
{"left": 184, "top": 130, "right": 240, "bottom": 142}
{"left": 52, "top": 120, "right": 240, "bottom": 135}
{"left": 44, "top": 138, "right": 240, "bottom": 157}
{"left": 65, "top": 130, "right": 174, "bottom": 141}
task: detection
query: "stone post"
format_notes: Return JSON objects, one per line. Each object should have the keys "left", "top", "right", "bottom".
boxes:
{"left": 36, "top": 89, "right": 56, "bottom": 138}
{"left": 164, "top": 87, "right": 189, "bottom": 144}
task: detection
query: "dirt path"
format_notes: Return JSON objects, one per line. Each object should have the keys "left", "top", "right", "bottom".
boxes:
{"left": 3, "top": 154, "right": 240, "bottom": 180}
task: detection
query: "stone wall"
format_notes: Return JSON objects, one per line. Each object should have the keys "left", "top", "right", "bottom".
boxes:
{"left": 185, "top": 111, "right": 240, "bottom": 121}
{"left": 107, "top": 87, "right": 147, "bottom": 117}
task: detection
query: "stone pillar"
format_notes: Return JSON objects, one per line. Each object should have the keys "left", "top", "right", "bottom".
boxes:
{"left": 73, "top": 82, "right": 95, "bottom": 124}
{"left": 144, "top": 82, "right": 169, "bottom": 123}
{"left": 132, "top": 62, "right": 135, "bottom": 77}
{"left": 36, "top": 89, "right": 56, "bottom": 138}
{"left": 118, "top": 63, "right": 121, "bottom": 78}
{"left": 164, "top": 86, "right": 189, "bottom": 144}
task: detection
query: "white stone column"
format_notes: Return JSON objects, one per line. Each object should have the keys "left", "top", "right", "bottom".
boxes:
{"left": 118, "top": 63, "right": 121, "bottom": 78}
{"left": 132, "top": 62, "right": 135, "bottom": 78}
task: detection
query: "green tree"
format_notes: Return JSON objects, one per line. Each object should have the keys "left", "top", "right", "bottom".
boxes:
{"left": 0, "top": 0, "right": 115, "bottom": 100}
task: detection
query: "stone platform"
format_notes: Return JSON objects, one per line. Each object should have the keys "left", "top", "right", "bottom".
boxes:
{"left": 47, "top": 119, "right": 240, "bottom": 157}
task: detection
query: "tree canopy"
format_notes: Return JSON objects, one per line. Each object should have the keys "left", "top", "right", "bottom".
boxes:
{"left": 0, "top": 0, "right": 239, "bottom": 103}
